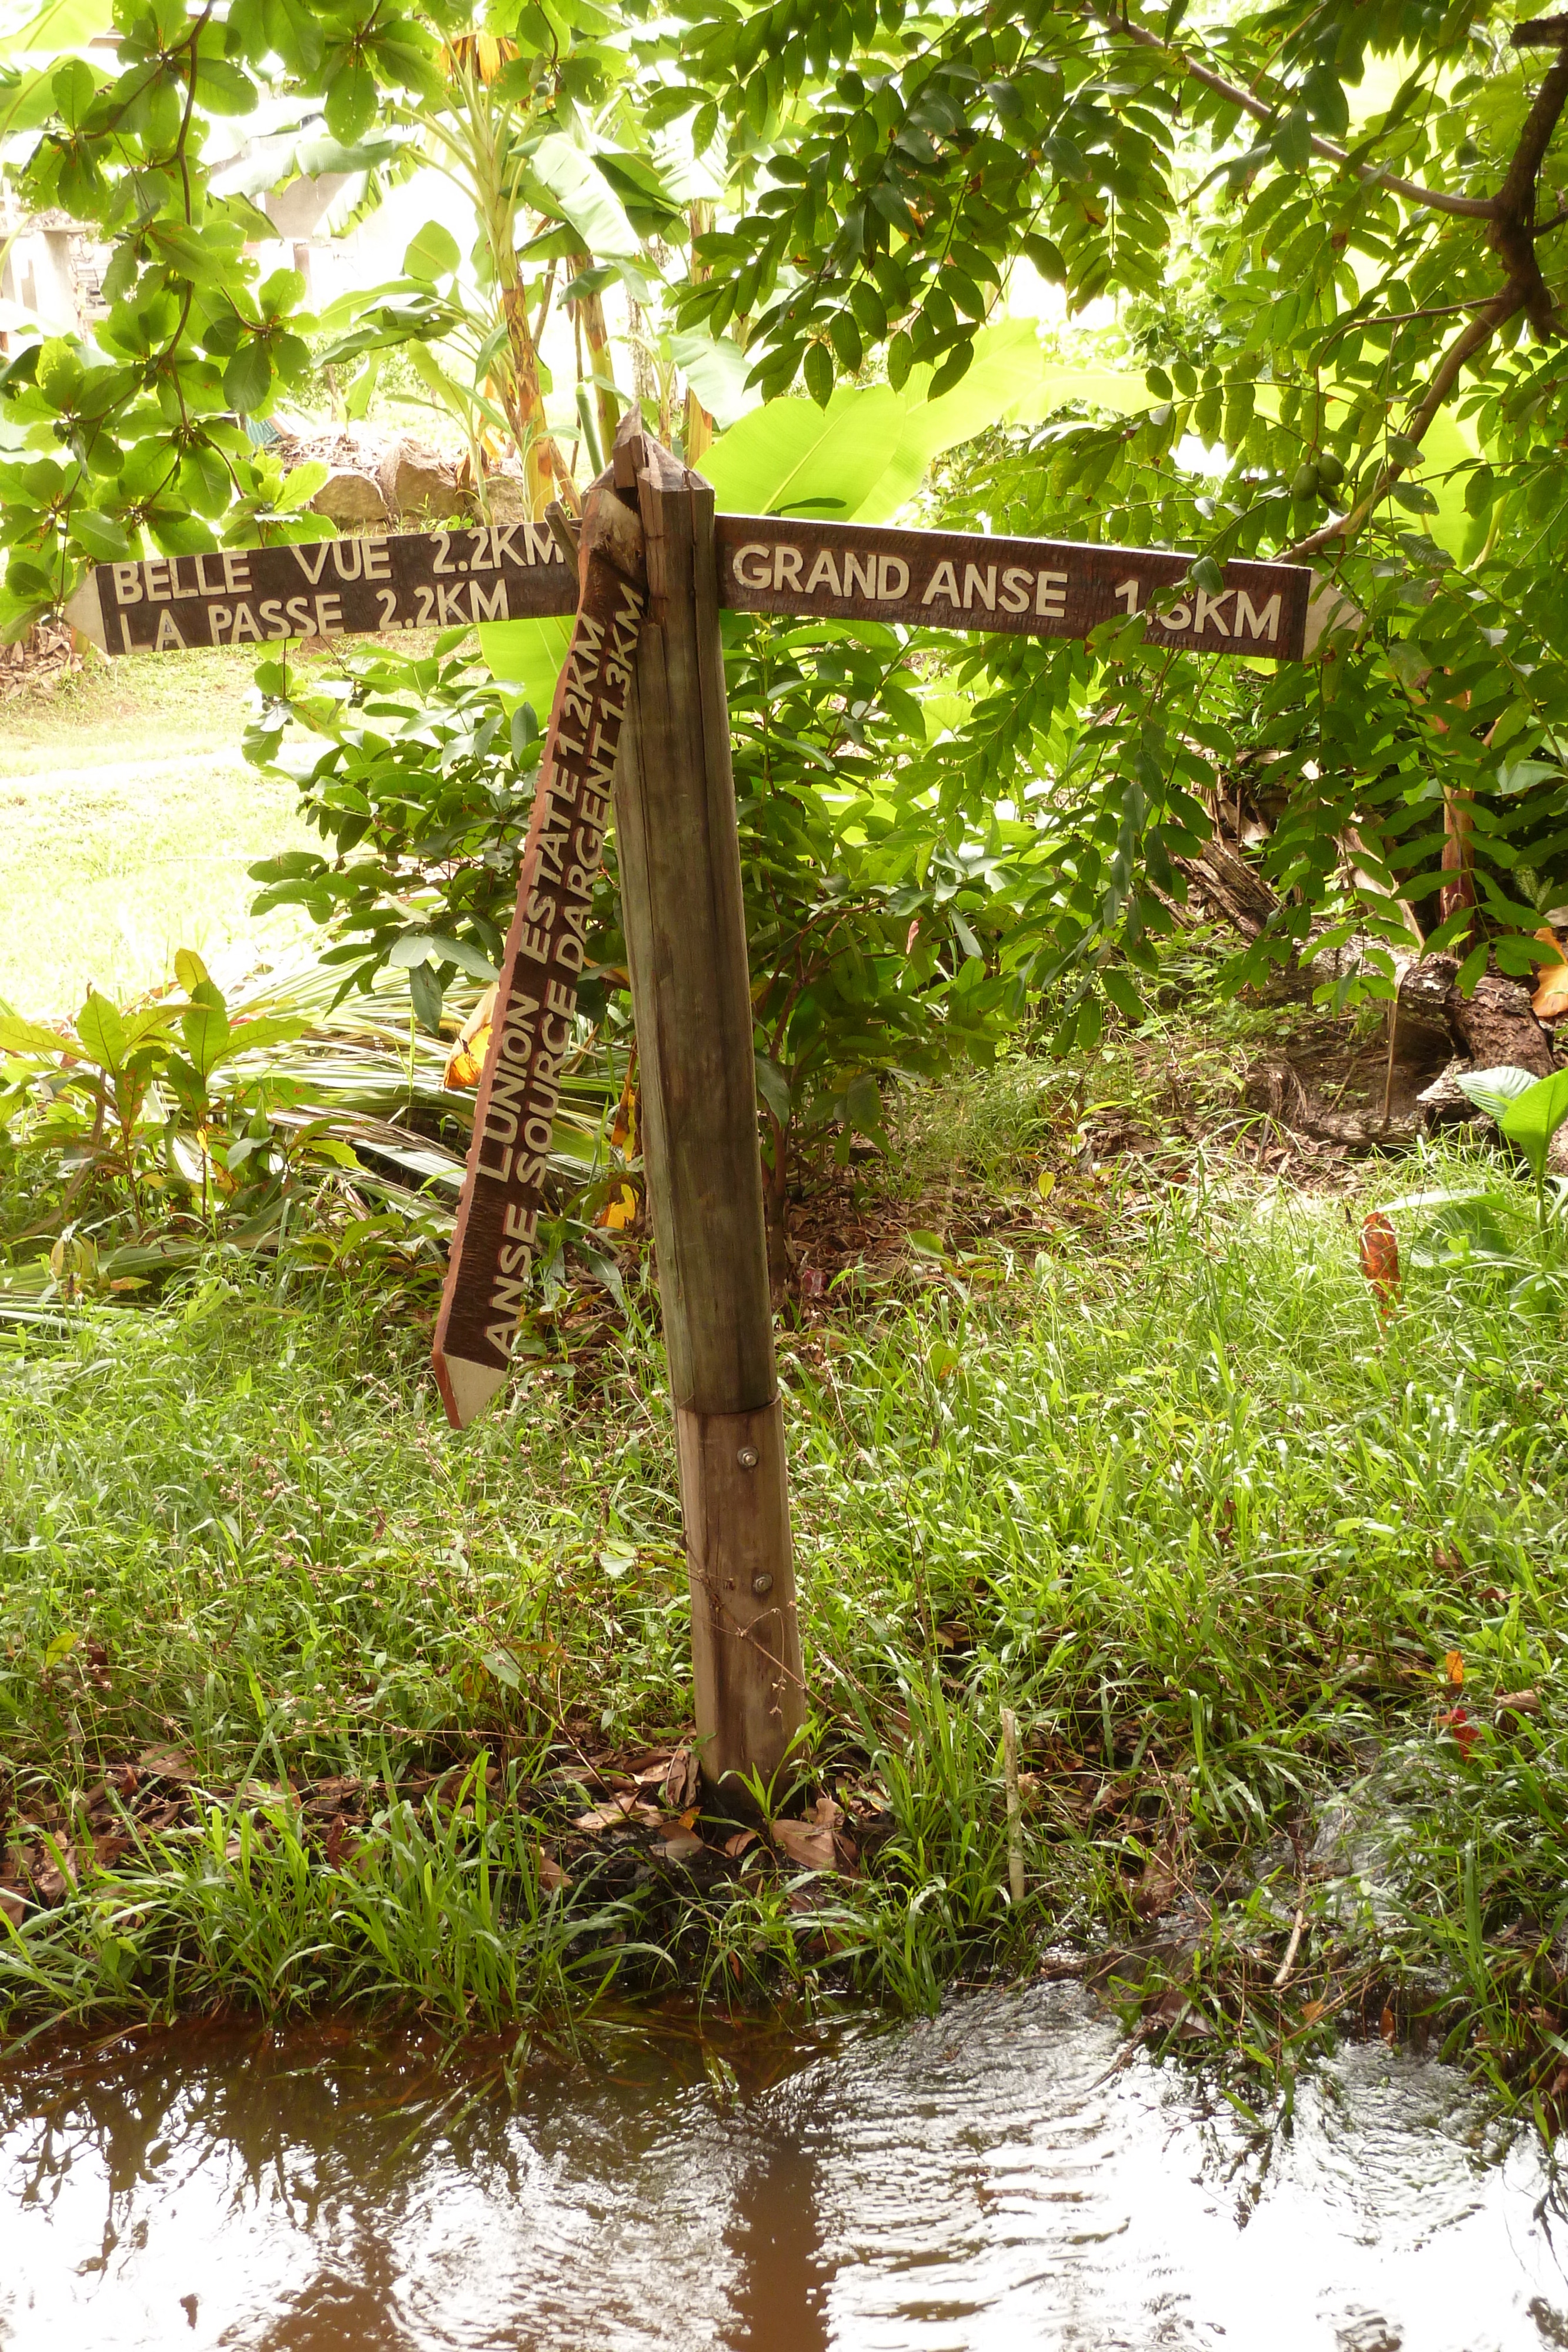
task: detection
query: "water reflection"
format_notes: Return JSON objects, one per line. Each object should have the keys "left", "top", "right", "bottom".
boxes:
{"left": 3, "top": 1984, "right": 1567, "bottom": 2350}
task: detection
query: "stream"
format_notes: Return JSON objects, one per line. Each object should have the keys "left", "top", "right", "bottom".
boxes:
{"left": 3, "top": 1981, "right": 1566, "bottom": 2350}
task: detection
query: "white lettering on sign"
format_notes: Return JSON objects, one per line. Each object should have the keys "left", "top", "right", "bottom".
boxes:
{"left": 1000, "top": 567, "right": 1032, "bottom": 614}
{"left": 878, "top": 554, "right": 908, "bottom": 597}
{"left": 153, "top": 609, "right": 184, "bottom": 650}
{"left": 1194, "top": 589, "right": 1231, "bottom": 636}
{"left": 734, "top": 542, "right": 772, "bottom": 588}
{"left": 964, "top": 564, "right": 995, "bottom": 612}
{"left": 1115, "top": 579, "right": 1139, "bottom": 614}
{"left": 1036, "top": 569, "right": 1067, "bottom": 617}
{"left": 805, "top": 549, "right": 841, "bottom": 595}
{"left": 1236, "top": 590, "right": 1280, "bottom": 642}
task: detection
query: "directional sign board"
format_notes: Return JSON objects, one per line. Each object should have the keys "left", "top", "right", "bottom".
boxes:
{"left": 64, "top": 520, "right": 575, "bottom": 653}
{"left": 66, "top": 516, "right": 1312, "bottom": 663}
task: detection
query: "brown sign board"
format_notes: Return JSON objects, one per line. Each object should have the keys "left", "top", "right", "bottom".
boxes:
{"left": 713, "top": 517, "right": 1312, "bottom": 660}
{"left": 65, "top": 516, "right": 1313, "bottom": 663}
{"left": 63, "top": 519, "right": 576, "bottom": 653}
{"left": 430, "top": 480, "right": 647, "bottom": 1429}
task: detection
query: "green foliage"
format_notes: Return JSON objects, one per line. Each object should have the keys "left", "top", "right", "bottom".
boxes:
{"left": 0, "top": 946, "right": 499, "bottom": 1314}
{"left": 245, "top": 634, "right": 565, "bottom": 1034}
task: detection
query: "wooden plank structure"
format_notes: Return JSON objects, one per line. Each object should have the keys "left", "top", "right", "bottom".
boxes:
{"left": 67, "top": 506, "right": 1316, "bottom": 662}
{"left": 66, "top": 413, "right": 1322, "bottom": 1796}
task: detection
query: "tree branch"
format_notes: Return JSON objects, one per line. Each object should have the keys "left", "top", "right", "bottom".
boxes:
{"left": 1288, "top": 296, "right": 1522, "bottom": 556}
{"left": 1088, "top": 5, "right": 1496, "bottom": 218}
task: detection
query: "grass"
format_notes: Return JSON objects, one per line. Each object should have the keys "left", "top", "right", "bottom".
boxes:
{"left": 4, "top": 1067, "right": 1568, "bottom": 2126}
{"left": 0, "top": 647, "right": 314, "bottom": 1017}
{"left": 0, "top": 629, "right": 445, "bottom": 1018}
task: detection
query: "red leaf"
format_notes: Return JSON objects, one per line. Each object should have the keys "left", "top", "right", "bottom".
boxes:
{"left": 1359, "top": 1211, "right": 1400, "bottom": 1311}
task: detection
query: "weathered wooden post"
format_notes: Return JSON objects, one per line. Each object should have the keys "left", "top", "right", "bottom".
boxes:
{"left": 427, "top": 410, "right": 805, "bottom": 1795}
{"left": 609, "top": 423, "right": 805, "bottom": 1793}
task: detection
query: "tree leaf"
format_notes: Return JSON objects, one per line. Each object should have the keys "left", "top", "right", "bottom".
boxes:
{"left": 1456, "top": 1065, "right": 1540, "bottom": 1122}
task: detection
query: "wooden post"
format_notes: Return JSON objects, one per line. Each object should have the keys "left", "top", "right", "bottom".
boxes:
{"left": 612, "top": 419, "right": 805, "bottom": 1796}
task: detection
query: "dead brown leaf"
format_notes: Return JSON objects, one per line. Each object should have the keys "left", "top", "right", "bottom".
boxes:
{"left": 536, "top": 1850, "right": 571, "bottom": 1893}
{"left": 1534, "top": 933, "right": 1568, "bottom": 1020}
{"left": 652, "top": 1826, "right": 707, "bottom": 1863}
{"left": 323, "top": 1815, "right": 358, "bottom": 1872}
{"left": 138, "top": 1746, "right": 196, "bottom": 1783}
{"left": 1496, "top": 1689, "right": 1541, "bottom": 1716}
{"left": 573, "top": 1796, "right": 661, "bottom": 1833}
{"left": 723, "top": 1829, "right": 758, "bottom": 1859}
{"left": 662, "top": 1746, "right": 700, "bottom": 1811}
{"left": 0, "top": 1886, "right": 25, "bottom": 1929}
{"left": 772, "top": 1814, "right": 837, "bottom": 1872}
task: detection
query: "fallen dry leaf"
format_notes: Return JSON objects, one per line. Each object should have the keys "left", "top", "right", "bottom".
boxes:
{"left": 0, "top": 1886, "right": 25, "bottom": 1929}
{"left": 723, "top": 1829, "right": 758, "bottom": 1859}
{"left": 772, "top": 1817, "right": 837, "bottom": 1872}
{"left": 138, "top": 1746, "right": 196, "bottom": 1783}
{"left": 1444, "top": 1649, "right": 1465, "bottom": 1689}
{"left": 573, "top": 1796, "right": 661, "bottom": 1833}
{"left": 1379, "top": 2003, "right": 1397, "bottom": 2043}
{"left": 662, "top": 1746, "right": 699, "bottom": 1812}
{"left": 1300, "top": 2000, "right": 1326, "bottom": 2024}
{"left": 323, "top": 1815, "right": 357, "bottom": 1872}
{"left": 651, "top": 1826, "right": 706, "bottom": 1863}
{"left": 1533, "top": 934, "right": 1568, "bottom": 1021}
{"left": 536, "top": 1851, "right": 571, "bottom": 1893}
{"left": 1496, "top": 1688, "right": 1541, "bottom": 1716}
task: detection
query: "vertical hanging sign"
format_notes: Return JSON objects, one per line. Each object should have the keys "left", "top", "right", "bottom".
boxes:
{"left": 431, "top": 475, "right": 647, "bottom": 1428}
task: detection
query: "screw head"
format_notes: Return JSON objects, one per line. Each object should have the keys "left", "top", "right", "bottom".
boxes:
{"left": 737, "top": 1444, "right": 760, "bottom": 1470}
{"left": 751, "top": 1571, "right": 774, "bottom": 1597}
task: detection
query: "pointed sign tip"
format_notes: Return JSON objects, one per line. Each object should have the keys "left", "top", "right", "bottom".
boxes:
{"left": 62, "top": 570, "right": 106, "bottom": 654}
{"left": 433, "top": 1349, "right": 509, "bottom": 1430}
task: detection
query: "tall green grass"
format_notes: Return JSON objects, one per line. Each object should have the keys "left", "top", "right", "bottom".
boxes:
{"left": 4, "top": 1104, "right": 1568, "bottom": 2116}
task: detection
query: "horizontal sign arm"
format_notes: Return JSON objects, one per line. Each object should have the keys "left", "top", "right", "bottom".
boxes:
{"left": 65, "top": 516, "right": 1316, "bottom": 664}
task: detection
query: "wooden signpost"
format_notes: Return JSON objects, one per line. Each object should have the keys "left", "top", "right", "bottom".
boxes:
{"left": 67, "top": 415, "right": 1320, "bottom": 1795}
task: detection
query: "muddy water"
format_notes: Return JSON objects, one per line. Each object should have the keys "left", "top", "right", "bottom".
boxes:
{"left": 3, "top": 1983, "right": 1566, "bottom": 2351}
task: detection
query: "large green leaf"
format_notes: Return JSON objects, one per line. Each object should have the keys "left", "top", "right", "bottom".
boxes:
{"left": 75, "top": 988, "right": 127, "bottom": 1072}
{"left": 0, "top": 0, "right": 109, "bottom": 56}
{"left": 1456, "top": 1065, "right": 1541, "bottom": 1122}
{"left": 527, "top": 133, "right": 640, "bottom": 262}
{"left": 855, "top": 320, "right": 1052, "bottom": 520}
{"left": 477, "top": 613, "right": 574, "bottom": 721}
{"left": 1499, "top": 1067, "right": 1568, "bottom": 1182}
{"left": 0, "top": 1008, "right": 68, "bottom": 1057}
{"left": 671, "top": 330, "right": 756, "bottom": 431}
{"left": 703, "top": 385, "right": 906, "bottom": 520}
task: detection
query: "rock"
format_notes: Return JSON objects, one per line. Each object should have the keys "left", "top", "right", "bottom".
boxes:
{"left": 376, "top": 437, "right": 468, "bottom": 520}
{"left": 483, "top": 470, "right": 530, "bottom": 524}
{"left": 1442, "top": 967, "right": 1555, "bottom": 1077}
{"left": 309, "top": 468, "right": 388, "bottom": 526}
{"left": 1416, "top": 1058, "right": 1485, "bottom": 1122}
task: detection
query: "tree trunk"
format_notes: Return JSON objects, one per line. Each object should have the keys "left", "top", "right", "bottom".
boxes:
{"left": 500, "top": 280, "right": 577, "bottom": 516}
